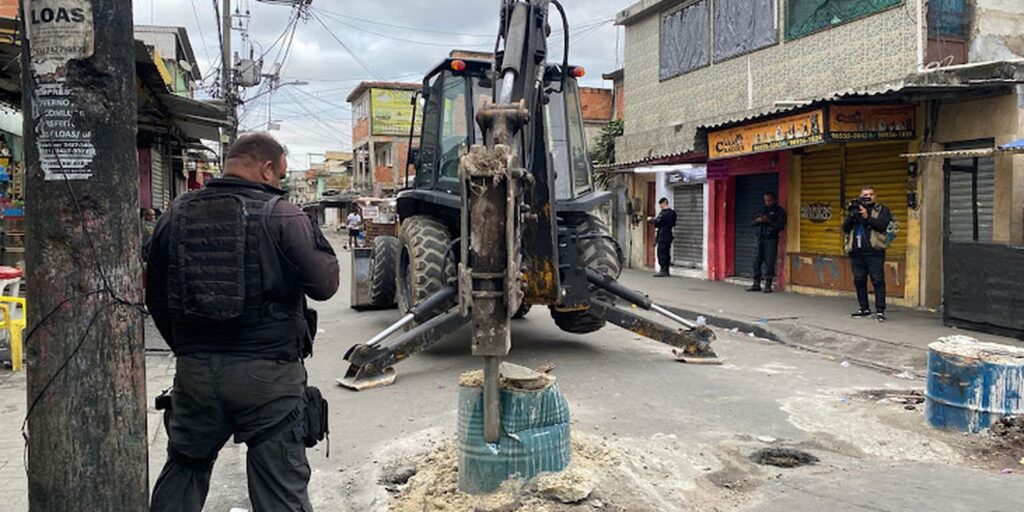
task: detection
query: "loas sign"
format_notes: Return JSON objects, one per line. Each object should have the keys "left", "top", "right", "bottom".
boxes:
{"left": 26, "top": 0, "right": 94, "bottom": 77}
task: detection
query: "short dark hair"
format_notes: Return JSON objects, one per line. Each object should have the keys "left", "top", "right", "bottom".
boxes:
{"left": 861, "top": 185, "right": 875, "bottom": 193}
{"left": 764, "top": 191, "right": 776, "bottom": 199}
{"left": 227, "top": 132, "right": 287, "bottom": 170}
{"left": 658, "top": 197, "right": 669, "bottom": 205}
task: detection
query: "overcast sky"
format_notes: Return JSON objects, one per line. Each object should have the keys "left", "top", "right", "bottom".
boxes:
{"left": 132, "top": 0, "right": 631, "bottom": 168}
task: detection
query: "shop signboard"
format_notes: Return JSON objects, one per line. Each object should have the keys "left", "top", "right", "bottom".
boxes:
{"left": 828, "top": 104, "right": 915, "bottom": 141}
{"left": 709, "top": 109, "right": 825, "bottom": 160}
{"left": 371, "top": 88, "right": 422, "bottom": 136}
{"left": 708, "top": 104, "right": 915, "bottom": 160}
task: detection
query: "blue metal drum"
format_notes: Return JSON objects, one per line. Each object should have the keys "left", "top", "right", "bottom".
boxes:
{"left": 457, "top": 380, "right": 571, "bottom": 494}
{"left": 925, "top": 337, "right": 1024, "bottom": 432}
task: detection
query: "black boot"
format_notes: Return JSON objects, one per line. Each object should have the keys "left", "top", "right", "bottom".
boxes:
{"left": 763, "top": 279, "right": 773, "bottom": 293}
{"left": 746, "top": 280, "right": 762, "bottom": 292}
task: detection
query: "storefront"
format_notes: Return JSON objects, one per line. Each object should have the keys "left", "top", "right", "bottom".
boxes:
{"left": 0, "top": 111, "right": 24, "bottom": 269}
{"left": 668, "top": 165, "right": 707, "bottom": 274}
{"left": 706, "top": 103, "right": 918, "bottom": 296}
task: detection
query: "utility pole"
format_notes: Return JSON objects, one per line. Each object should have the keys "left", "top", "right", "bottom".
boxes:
{"left": 20, "top": 1, "right": 148, "bottom": 510}
{"left": 222, "top": 0, "right": 235, "bottom": 155}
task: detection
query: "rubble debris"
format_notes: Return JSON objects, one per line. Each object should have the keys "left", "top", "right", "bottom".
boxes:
{"left": 388, "top": 433, "right": 640, "bottom": 511}
{"left": 529, "top": 466, "right": 597, "bottom": 503}
{"left": 381, "top": 465, "right": 418, "bottom": 487}
{"left": 458, "top": 362, "right": 555, "bottom": 391}
{"left": 749, "top": 448, "right": 819, "bottom": 468}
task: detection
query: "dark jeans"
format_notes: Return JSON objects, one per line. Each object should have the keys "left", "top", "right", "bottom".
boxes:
{"left": 656, "top": 239, "right": 672, "bottom": 273}
{"left": 753, "top": 239, "right": 779, "bottom": 281}
{"left": 850, "top": 252, "right": 886, "bottom": 313}
{"left": 150, "top": 354, "right": 311, "bottom": 512}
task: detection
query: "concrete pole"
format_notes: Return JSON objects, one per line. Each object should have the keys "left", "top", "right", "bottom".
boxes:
{"left": 20, "top": 0, "right": 148, "bottom": 509}
{"left": 222, "top": 0, "right": 235, "bottom": 153}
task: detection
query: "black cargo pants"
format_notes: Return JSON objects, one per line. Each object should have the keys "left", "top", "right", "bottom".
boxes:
{"left": 150, "top": 354, "right": 311, "bottom": 512}
{"left": 752, "top": 238, "right": 779, "bottom": 282}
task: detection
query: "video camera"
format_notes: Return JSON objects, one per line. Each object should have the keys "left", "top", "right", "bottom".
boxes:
{"left": 847, "top": 196, "right": 874, "bottom": 213}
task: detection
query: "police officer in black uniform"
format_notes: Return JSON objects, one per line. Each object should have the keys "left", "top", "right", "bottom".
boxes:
{"left": 747, "top": 191, "right": 786, "bottom": 293}
{"left": 147, "top": 133, "right": 339, "bottom": 512}
{"left": 649, "top": 197, "right": 677, "bottom": 277}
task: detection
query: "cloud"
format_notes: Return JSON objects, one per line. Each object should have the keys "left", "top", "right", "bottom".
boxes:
{"left": 134, "top": 0, "right": 630, "bottom": 168}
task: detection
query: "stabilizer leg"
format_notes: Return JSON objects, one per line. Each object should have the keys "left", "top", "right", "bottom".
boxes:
{"left": 339, "top": 308, "right": 469, "bottom": 390}
{"left": 587, "top": 299, "right": 720, "bottom": 363}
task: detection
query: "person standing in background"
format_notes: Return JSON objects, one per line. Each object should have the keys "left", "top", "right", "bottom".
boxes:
{"left": 747, "top": 192, "right": 786, "bottom": 293}
{"left": 648, "top": 197, "right": 676, "bottom": 278}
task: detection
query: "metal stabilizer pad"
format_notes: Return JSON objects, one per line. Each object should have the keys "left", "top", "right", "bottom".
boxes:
{"left": 337, "top": 367, "right": 397, "bottom": 391}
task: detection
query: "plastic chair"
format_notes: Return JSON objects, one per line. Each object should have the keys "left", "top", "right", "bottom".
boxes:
{"left": 0, "top": 295, "right": 25, "bottom": 372}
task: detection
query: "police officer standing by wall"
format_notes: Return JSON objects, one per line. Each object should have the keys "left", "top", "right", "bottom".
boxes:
{"left": 147, "top": 133, "right": 340, "bottom": 511}
{"left": 747, "top": 192, "right": 786, "bottom": 293}
{"left": 648, "top": 197, "right": 677, "bottom": 277}
{"left": 842, "top": 185, "right": 893, "bottom": 322}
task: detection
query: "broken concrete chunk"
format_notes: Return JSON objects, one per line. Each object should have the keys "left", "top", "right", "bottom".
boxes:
{"left": 458, "top": 362, "right": 555, "bottom": 390}
{"left": 529, "top": 466, "right": 597, "bottom": 503}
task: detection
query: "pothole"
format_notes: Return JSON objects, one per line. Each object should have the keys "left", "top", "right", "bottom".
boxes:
{"left": 749, "top": 448, "right": 819, "bottom": 468}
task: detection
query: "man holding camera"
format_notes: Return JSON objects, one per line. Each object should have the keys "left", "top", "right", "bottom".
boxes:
{"left": 842, "top": 185, "right": 893, "bottom": 322}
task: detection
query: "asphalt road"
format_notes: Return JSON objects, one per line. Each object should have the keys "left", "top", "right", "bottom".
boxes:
{"left": 5, "top": 237, "right": 1022, "bottom": 511}
{"left": 188, "top": 244, "right": 1024, "bottom": 511}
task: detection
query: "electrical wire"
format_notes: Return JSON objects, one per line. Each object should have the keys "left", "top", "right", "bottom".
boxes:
{"left": 310, "top": 11, "right": 384, "bottom": 80}
{"left": 313, "top": 7, "right": 494, "bottom": 37}
{"left": 187, "top": 0, "right": 216, "bottom": 77}
{"left": 314, "top": 9, "right": 493, "bottom": 48}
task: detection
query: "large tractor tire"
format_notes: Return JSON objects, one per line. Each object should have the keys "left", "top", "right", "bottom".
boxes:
{"left": 550, "top": 215, "right": 623, "bottom": 334}
{"left": 369, "top": 236, "right": 399, "bottom": 308}
{"left": 397, "top": 216, "right": 455, "bottom": 315}
{"left": 512, "top": 303, "right": 532, "bottom": 320}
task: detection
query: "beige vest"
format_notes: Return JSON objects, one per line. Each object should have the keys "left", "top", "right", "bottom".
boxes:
{"left": 844, "top": 205, "right": 890, "bottom": 253}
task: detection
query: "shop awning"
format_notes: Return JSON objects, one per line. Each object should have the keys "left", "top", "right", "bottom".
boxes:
{"left": 999, "top": 138, "right": 1024, "bottom": 153}
{"left": 901, "top": 139, "right": 1024, "bottom": 159}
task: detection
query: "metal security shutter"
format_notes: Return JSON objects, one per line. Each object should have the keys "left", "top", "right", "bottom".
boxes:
{"left": 733, "top": 173, "right": 778, "bottom": 277}
{"left": 976, "top": 157, "right": 995, "bottom": 242}
{"left": 946, "top": 154, "right": 995, "bottom": 243}
{"left": 150, "top": 150, "right": 165, "bottom": 210}
{"left": 844, "top": 142, "right": 907, "bottom": 257}
{"left": 672, "top": 184, "right": 703, "bottom": 268}
{"left": 799, "top": 146, "right": 843, "bottom": 254}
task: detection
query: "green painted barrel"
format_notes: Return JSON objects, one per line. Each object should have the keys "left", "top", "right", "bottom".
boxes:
{"left": 456, "top": 382, "right": 571, "bottom": 494}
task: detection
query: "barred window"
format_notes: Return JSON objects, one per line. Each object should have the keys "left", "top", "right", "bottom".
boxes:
{"left": 785, "top": 0, "right": 903, "bottom": 41}
{"left": 659, "top": 0, "right": 710, "bottom": 80}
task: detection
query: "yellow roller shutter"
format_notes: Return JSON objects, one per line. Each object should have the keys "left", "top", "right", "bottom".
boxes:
{"left": 844, "top": 142, "right": 908, "bottom": 257}
{"left": 798, "top": 145, "right": 844, "bottom": 255}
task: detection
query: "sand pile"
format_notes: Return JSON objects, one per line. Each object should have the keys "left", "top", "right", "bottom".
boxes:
{"left": 388, "top": 433, "right": 621, "bottom": 512}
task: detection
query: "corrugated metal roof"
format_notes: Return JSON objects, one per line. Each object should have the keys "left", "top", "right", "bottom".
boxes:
{"left": 999, "top": 138, "right": 1024, "bottom": 152}
{"left": 346, "top": 81, "right": 421, "bottom": 103}
{"left": 901, "top": 148, "right": 994, "bottom": 159}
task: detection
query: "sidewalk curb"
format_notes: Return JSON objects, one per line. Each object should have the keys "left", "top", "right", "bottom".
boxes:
{"left": 662, "top": 304, "right": 922, "bottom": 379}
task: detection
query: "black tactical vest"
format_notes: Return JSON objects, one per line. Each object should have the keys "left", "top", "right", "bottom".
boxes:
{"left": 166, "top": 184, "right": 294, "bottom": 325}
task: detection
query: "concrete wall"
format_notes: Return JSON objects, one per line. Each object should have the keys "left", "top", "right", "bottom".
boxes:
{"left": 915, "top": 92, "right": 1024, "bottom": 307}
{"left": 970, "top": 0, "right": 1024, "bottom": 62}
{"left": 618, "top": 1, "right": 920, "bottom": 162}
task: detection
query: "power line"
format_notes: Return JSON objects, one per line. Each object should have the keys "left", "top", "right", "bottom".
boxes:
{"left": 188, "top": 0, "right": 214, "bottom": 68}
{"left": 310, "top": 11, "right": 385, "bottom": 80}
{"left": 315, "top": 9, "right": 492, "bottom": 48}
{"left": 313, "top": 7, "right": 494, "bottom": 37}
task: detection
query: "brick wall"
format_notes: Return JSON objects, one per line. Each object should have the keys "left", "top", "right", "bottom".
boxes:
{"left": 579, "top": 87, "right": 614, "bottom": 123}
{"left": 618, "top": 2, "right": 920, "bottom": 162}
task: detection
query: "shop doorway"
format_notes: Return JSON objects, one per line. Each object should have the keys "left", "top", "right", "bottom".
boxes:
{"left": 646, "top": 182, "right": 656, "bottom": 268}
{"left": 733, "top": 173, "right": 778, "bottom": 278}
{"left": 672, "top": 184, "right": 704, "bottom": 269}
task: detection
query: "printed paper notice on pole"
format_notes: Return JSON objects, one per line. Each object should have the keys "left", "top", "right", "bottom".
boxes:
{"left": 26, "top": 1, "right": 95, "bottom": 77}
{"left": 34, "top": 82, "right": 95, "bottom": 180}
